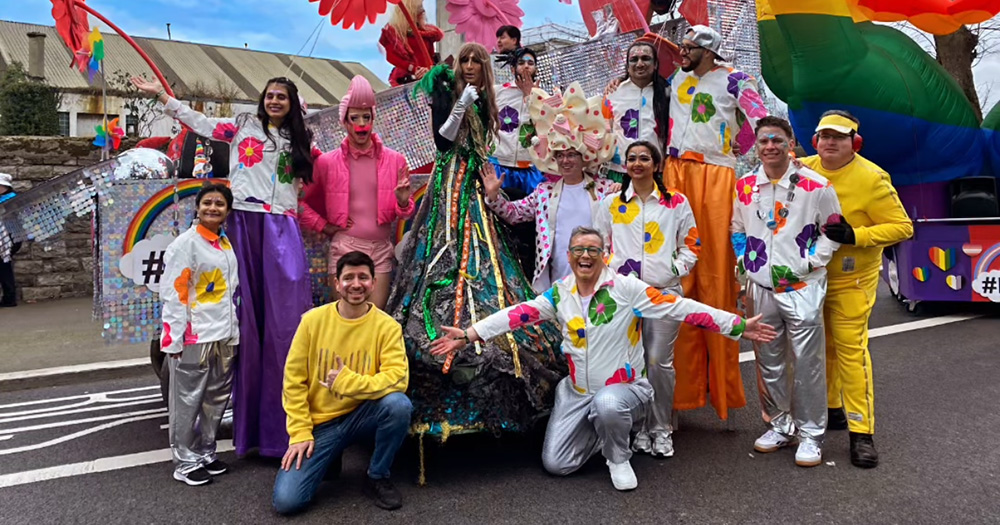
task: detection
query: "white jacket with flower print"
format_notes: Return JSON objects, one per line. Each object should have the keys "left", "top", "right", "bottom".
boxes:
{"left": 160, "top": 225, "right": 240, "bottom": 354}
{"left": 472, "top": 268, "right": 746, "bottom": 396}
{"left": 492, "top": 83, "right": 535, "bottom": 168}
{"left": 604, "top": 80, "right": 669, "bottom": 173}
{"left": 595, "top": 185, "right": 699, "bottom": 289}
{"left": 161, "top": 97, "right": 320, "bottom": 216}
{"left": 667, "top": 66, "right": 766, "bottom": 168}
{"left": 486, "top": 175, "right": 617, "bottom": 293}
{"left": 731, "top": 163, "right": 842, "bottom": 293}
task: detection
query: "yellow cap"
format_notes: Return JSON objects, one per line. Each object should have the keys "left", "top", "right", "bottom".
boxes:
{"left": 815, "top": 114, "right": 858, "bottom": 134}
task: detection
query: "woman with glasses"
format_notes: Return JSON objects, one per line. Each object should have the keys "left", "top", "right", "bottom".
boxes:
{"left": 594, "top": 141, "right": 699, "bottom": 459}
{"left": 482, "top": 81, "right": 619, "bottom": 294}
{"left": 602, "top": 40, "right": 671, "bottom": 183}
{"left": 132, "top": 75, "right": 317, "bottom": 459}
{"left": 388, "top": 43, "right": 565, "bottom": 436}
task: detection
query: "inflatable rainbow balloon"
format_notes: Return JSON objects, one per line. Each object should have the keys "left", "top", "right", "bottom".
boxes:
{"left": 757, "top": 0, "right": 1000, "bottom": 219}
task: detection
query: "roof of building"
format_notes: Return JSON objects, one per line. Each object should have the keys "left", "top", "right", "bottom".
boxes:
{"left": 0, "top": 20, "right": 387, "bottom": 108}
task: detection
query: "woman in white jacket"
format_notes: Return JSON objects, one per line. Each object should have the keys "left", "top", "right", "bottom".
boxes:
{"left": 595, "top": 141, "right": 700, "bottom": 458}
{"left": 160, "top": 183, "right": 239, "bottom": 486}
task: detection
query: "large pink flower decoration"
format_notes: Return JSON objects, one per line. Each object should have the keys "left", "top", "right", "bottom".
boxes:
{"left": 446, "top": 0, "right": 524, "bottom": 50}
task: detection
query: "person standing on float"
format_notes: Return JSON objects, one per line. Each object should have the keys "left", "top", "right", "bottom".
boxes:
{"left": 133, "top": 76, "right": 317, "bottom": 458}
{"left": 665, "top": 26, "right": 767, "bottom": 420}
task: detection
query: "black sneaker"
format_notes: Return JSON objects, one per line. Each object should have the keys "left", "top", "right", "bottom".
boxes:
{"left": 828, "top": 407, "right": 848, "bottom": 431}
{"left": 363, "top": 477, "right": 402, "bottom": 510}
{"left": 203, "top": 459, "right": 228, "bottom": 475}
{"left": 173, "top": 467, "right": 213, "bottom": 486}
{"left": 850, "top": 432, "right": 879, "bottom": 469}
{"left": 323, "top": 453, "right": 343, "bottom": 480}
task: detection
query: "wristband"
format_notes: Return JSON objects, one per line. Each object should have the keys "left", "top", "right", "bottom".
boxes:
{"left": 155, "top": 90, "right": 166, "bottom": 99}
{"left": 461, "top": 329, "right": 470, "bottom": 343}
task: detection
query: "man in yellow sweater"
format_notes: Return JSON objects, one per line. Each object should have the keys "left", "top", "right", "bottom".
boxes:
{"left": 801, "top": 111, "right": 913, "bottom": 469}
{"left": 273, "top": 251, "right": 411, "bottom": 514}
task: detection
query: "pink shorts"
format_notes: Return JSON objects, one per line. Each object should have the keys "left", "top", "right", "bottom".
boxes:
{"left": 328, "top": 233, "right": 396, "bottom": 275}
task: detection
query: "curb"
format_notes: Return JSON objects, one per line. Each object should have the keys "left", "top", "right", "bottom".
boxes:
{"left": 0, "top": 358, "right": 152, "bottom": 393}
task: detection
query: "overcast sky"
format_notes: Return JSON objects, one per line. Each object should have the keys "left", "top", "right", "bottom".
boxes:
{"left": 5, "top": 0, "right": 999, "bottom": 110}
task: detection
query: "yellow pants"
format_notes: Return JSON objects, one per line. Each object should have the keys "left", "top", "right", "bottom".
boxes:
{"left": 666, "top": 158, "right": 744, "bottom": 419}
{"left": 824, "top": 271, "right": 878, "bottom": 434}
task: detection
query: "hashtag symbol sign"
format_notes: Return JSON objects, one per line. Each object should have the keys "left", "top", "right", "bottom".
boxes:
{"left": 141, "top": 250, "right": 166, "bottom": 285}
{"left": 982, "top": 276, "right": 998, "bottom": 294}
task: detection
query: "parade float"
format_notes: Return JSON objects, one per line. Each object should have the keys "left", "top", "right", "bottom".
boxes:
{"left": 758, "top": 0, "right": 1000, "bottom": 313}
{"left": 3, "top": 0, "right": 999, "bottom": 459}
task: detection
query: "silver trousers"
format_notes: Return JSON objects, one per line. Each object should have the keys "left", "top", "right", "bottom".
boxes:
{"left": 168, "top": 341, "right": 235, "bottom": 473}
{"left": 542, "top": 377, "right": 653, "bottom": 475}
{"left": 639, "top": 286, "right": 682, "bottom": 438}
{"left": 746, "top": 280, "right": 827, "bottom": 442}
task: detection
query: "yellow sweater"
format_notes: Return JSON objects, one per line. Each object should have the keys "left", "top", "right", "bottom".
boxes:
{"left": 801, "top": 154, "right": 913, "bottom": 279}
{"left": 283, "top": 302, "right": 409, "bottom": 444}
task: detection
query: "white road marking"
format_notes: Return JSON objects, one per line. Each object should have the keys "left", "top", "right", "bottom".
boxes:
{"left": 0, "top": 398, "right": 162, "bottom": 425}
{"left": 0, "top": 413, "right": 167, "bottom": 456}
{"left": 0, "top": 386, "right": 158, "bottom": 410}
{"left": 0, "top": 313, "right": 984, "bottom": 486}
{"left": 0, "top": 440, "right": 234, "bottom": 488}
{"left": 0, "top": 394, "right": 160, "bottom": 419}
{"left": 737, "top": 314, "right": 980, "bottom": 363}
{"left": 0, "top": 358, "right": 148, "bottom": 384}
{"left": 0, "top": 408, "right": 167, "bottom": 435}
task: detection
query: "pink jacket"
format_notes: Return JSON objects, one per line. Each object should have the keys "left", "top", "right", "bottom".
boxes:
{"left": 300, "top": 134, "right": 415, "bottom": 233}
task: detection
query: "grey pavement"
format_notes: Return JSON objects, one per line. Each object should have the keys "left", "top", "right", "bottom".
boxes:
{"left": 0, "top": 286, "right": 998, "bottom": 524}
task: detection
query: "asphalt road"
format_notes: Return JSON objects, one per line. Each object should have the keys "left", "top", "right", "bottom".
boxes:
{"left": 2, "top": 284, "right": 999, "bottom": 525}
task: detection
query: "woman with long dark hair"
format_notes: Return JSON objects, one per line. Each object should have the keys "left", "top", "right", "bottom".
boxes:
{"left": 594, "top": 141, "right": 699, "bottom": 459}
{"left": 388, "top": 43, "right": 565, "bottom": 436}
{"left": 133, "top": 76, "right": 316, "bottom": 458}
{"left": 602, "top": 40, "right": 671, "bottom": 182}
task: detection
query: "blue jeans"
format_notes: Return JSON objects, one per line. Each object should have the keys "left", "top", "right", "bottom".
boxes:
{"left": 272, "top": 392, "right": 412, "bottom": 515}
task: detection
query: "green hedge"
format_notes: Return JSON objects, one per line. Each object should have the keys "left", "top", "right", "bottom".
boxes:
{"left": 0, "top": 62, "right": 61, "bottom": 136}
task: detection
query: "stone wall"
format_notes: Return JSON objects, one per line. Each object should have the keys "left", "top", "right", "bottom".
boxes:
{"left": 1, "top": 136, "right": 136, "bottom": 303}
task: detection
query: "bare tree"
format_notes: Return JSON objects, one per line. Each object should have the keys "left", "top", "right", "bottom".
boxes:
{"left": 107, "top": 69, "right": 166, "bottom": 137}
{"left": 897, "top": 20, "right": 1000, "bottom": 122}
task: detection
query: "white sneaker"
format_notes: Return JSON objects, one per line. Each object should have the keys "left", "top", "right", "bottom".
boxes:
{"left": 607, "top": 459, "right": 638, "bottom": 491}
{"left": 795, "top": 440, "right": 822, "bottom": 467}
{"left": 651, "top": 434, "right": 674, "bottom": 458}
{"left": 631, "top": 432, "right": 652, "bottom": 454}
{"left": 754, "top": 429, "right": 792, "bottom": 453}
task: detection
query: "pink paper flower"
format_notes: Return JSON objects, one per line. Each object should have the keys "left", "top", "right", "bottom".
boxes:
{"left": 508, "top": 304, "right": 540, "bottom": 328}
{"left": 446, "top": 0, "right": 524, "bottom": 50}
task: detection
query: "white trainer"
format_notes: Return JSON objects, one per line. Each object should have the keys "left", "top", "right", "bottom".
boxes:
{"left": 607, "top": 459, "right": 638, "bottom": 491}
{"left": 631, "top": 432, "right": 652, "bottom": 454}
{"left": 754, "top": 429, "right": 792, "bottom": 453}
{"left": 651, "top": 434, "right": 674, "bottom": 458}
{"left": 795, "top": 440, "right": 822, "bottom": 467}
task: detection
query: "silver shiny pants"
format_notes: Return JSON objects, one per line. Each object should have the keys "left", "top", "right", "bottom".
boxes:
{"left": 542, "top": 377, "right": 653, "bottom": 475}
{"left": 639, "top": 287, "right": 682, "bottom": 438}
{"left": 746, "top": 280, "right": 827, "bottom": 442}
{"left": 168, "top": 342, "right": 235, "bottom": 474}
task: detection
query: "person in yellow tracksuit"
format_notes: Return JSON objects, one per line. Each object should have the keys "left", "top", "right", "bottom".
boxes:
{"left": 801, "top": 111, "right": 913, "bottom": 469}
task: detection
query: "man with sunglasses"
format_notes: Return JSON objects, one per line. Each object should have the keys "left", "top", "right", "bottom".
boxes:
{"left": 799, "top": 111, "right": 912, "bottom": 469}
{"left": 665, "top": 25, "right": 769, "bottom": 423}
{"left": 430, "top": 227, "right": 776, "bottom": 491}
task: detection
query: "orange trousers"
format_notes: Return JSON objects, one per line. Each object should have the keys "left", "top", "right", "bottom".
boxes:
{"left": 666, "top": 158, "right": 745, "bottom": 419}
